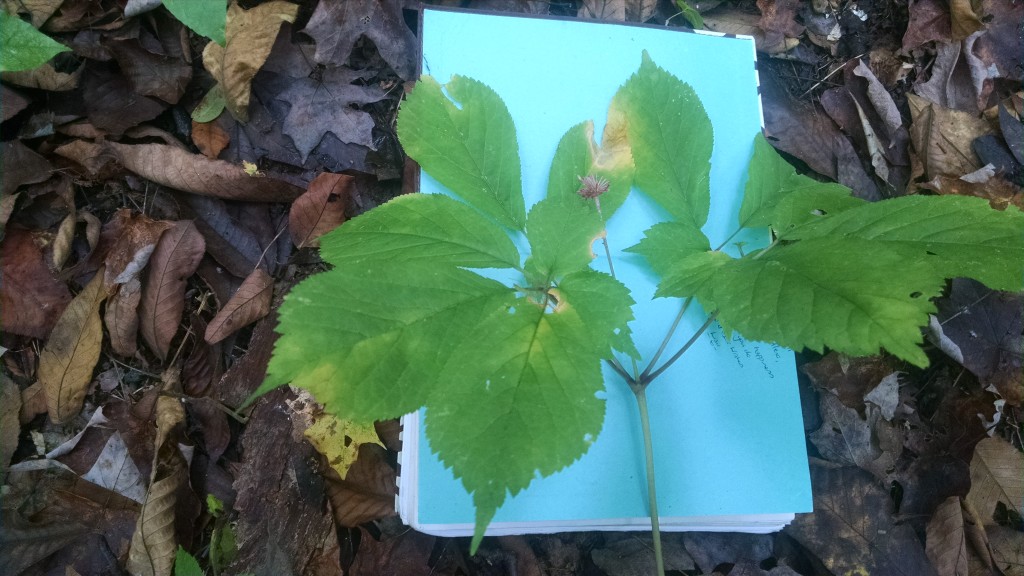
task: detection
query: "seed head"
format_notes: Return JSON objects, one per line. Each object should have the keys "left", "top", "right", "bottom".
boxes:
{"left": 577, "top": 175, "right": 610, "bottom": 199}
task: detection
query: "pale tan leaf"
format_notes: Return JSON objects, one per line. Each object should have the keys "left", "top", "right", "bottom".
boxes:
{"left": 39, "top": 269, "right": 107, "bottom": 423}
{"left": 139, "top": 221, "right": 205, "bottom": 360}
{"left": 1, "top": 63, "right": 81, "bottom": 91}
{"left": 204, "top": 267, "right": 273, "bottom": 344}
{"left": 1, "top": 374, "right": 21, "bottom": 469}
{"left": 51, "top": 213, "right": 76, "bottom": 271}
{"left": 105, "top": 278, "right": 142, "bottom": 357}
{"left": 0, "top": 0, "right": 64, "bottom": 27}
{"left": 926, "top": 497, "right": 970, "bottom": 576}
{"left": 950, "top": 0, "right": 983, "bottom": 40}
{"left": 908, "top": 93, "right": 995, "bottom": 179}
{"left": 127, "top": 395, "right": 187, "bottom": 576}
{"left": 962, "top": 496, "right": 996, "bottom": 571}
{"left": 966, "top": 437, "right": 1024, "bottom": 525}
{"left": 79, "top": 211, "right": 101, "bottom": 253}
{"left": 288, "top": 172, "right": 352, "bottom": 248}
{"left": 703, "top": 9, "right": 800, "bottom": 53}
{"left": 19, "top": 382, "right": 46, "bottom": 425}
{"left": 202, "top": 2, "right": 299, "bottom": 121}
{"left": 578, "top": 0, "right": 626, "bottom": 20}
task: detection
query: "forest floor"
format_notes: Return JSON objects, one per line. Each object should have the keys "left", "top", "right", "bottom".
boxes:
{"left": 1, "top": 0, "right": 1022, "bottom": 575}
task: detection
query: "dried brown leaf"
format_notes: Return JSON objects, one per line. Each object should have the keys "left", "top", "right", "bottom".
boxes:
{"left": 908, "top": 93, "right": 994, "bottom": 179}
{"left": 922, "top": 174, "right": 1024, "bottom": 210}
{"left": 1, "top": 62, "right": 81, "bottom": 91}
{"left": 303, "top": 0, "right": 416, "bottom": 80}
{"left": 926, "top": 497, "right": 970, "bottom": 576}
{"left": 1, "top": 0, "right": 66, "bottom": 27}
{"left": 103, "top": 210, "right": 173, "bottom": 289}
{"left": 703, "top": 9, "right": 800, "bottom": 53}
{"left": 191, "top": 120, "right": 230, "bottom": 159}
{"left": 83, "top": 63, "right": 166, "bottom": 135}
{"left": 52, "top": 212, "right": 77, "bottom": 271}
{"left": 19, "top": 381, "right": 47, "bottom": 425}
{"left": 40, "top": 269, "right": 107, "bottom": 424}
{"left": 966, "top": 437, "right": 1024, "bottom": 525}
{"left": 988, "top": 526, "right": 1024, "bottom": 576}
{"left": 127, "top": 395, "right": 188, "bottom": 576}
{"left": 139, "top": 221, "right": 205, "bottom": 360}
{"left": 1, "top": 374, "right": 21, "bottom": 470}
{"left": 290, "top": 173, "right": 352, "bottom": 248}
{"left": 1, "top": 84, "right": 29, "bottom": 121}
{"left": 786, "top": 461, "right": 939, "bottom": 576}
{"left": 106, "top": 39, "right": 192, "bottom": 105}
{"left": 0, "top": 509, "right": 90, "bottom": 576}
{"left": 949, "top": 0, "right": 983, "bottom": 40}
{"left": 204, "top": 267, "right": 273, "bottom": 344}
{"left": 180, "top": 196, "right": 264, "bottom": 277}
{"left": 1, "top": 140, "right": 51, "bottom": 195}
{"left": 0, "top": 227, "right": 72, "bottom": 339}
{"left": 105, "top": 278, "right": 143, "bottom": 357}
{"left": 903, "top": 0, "right": 951, "bottom": 50}
{"left": 916, "top": 35, "right": 989, "bottom": 113}
{"left": 202, "top": 2, "right": 298, "bottom": 121}
{"left": 324, "top": 443, "right": 397, "bottom": 527}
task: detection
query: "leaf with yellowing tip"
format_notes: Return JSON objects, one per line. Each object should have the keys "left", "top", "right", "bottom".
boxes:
{"left": 303, "top": 410, "right": 383, "bottom": 480}
{"left": 201, "top": 1, "right": 298, "bottom": 122}
{"left": 204, "top": 268, "right": 274, "bottom": 344}
{"left": 40, "top": 267, "right": 107, "bottom": 423}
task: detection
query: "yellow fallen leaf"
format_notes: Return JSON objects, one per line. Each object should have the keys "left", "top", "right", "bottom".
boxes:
{"left": 304, "top": 411, "right": 383, "bottom": 479}
{"left": 40, "top": 268, "right": 107, "bottom": 423}
{"left": 202, "top": 2, "right": 298, "bottom": 122}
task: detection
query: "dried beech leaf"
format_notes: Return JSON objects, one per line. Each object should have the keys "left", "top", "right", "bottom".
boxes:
{"left": 127, "top": 395, "right": 187, "bottom": 576}
{"left": 191, "top": 120, "right": 230, "bottom": 159}
{"left": 40, "top": 269, "right": 107, "bottom": 424}
{"left": 1, "top": 62, "right": 80, "bottom": 91}
{"left": 202, "top": 2, "right": 298, "bottom": 121}
{"left": 54, "top": 140, "right": 303, "bottom": 202}
{"left": 926, "top": 497, "right": 969, "bottom": 576}
{"left": 105, "top": 278, "right": 142, "bottom": 357}
{"left": 140, "top": 221, "right": 205, "bottom": 360}
{"left": 324, "top": 443, "right": 397, "bottom": 527}
{"left": 289, "top": 172, "right": 351, "bottom": 248}
{"left": 0, "top": 227, "right": 72, "bottom": 339}
{"left": 204, "top": 267, "right": 273, "bottom": 344}
{"left": 965, "top": 437, "right": 1024, "bottom": 525}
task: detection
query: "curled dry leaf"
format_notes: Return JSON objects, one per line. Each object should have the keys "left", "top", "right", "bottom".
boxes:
{"left": 324, "top": 443, "right": 397, "bottom": 527}
{"left": 0, "top": 227, "right": 72, "bottom": 339}
{"left": 139, "top": 221, "right": 206, "bottom": 360}
{"left": 202, "top": 1, "right": 298, "bottom": 121}
{"left": 965, "top": 437, "right": 1024, "bottom": 525}
{"left": 105, "top": 277, "right": 142, "bottom": 357}
{"left": 289, "top": 172, "right": 352, "bottom": 248}
{"left": 925, "top": 497, "right": 969, "bottom": 576}
{"left": 127, "top": 394, "right": 188, "bottom": 576}
{"left": 204, "top": 267, "right": 273, "bottom": 345}
{"left": 39, "top": 269, "right": 107, "bottom": 424}
{"left": 52, "top": 212, "right": 77, "bottom": 270}
{"left": 104, "top": 210, "right": 173, "bottom": 289}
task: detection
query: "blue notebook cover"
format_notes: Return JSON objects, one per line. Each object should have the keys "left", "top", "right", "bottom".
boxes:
{"left": 399, "top": 7, "right": 813, "bottom": 536}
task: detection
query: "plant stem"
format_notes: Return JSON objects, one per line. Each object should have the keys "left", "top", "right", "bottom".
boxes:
{"left": 641, "top": 311, "right": 719, "bottom": 384}
{"left": 632, "top": 386, "right": 665, "bottom": 576}
{"left": 642, "top": 297, "right": 693, "bottom": 376}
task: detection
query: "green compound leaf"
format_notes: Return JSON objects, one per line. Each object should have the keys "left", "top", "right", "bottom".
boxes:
{"left": 164, "top": 0, "right": 227, "bottom": 46}
{"left": 261, "top": 262, "right": 512, "bottom": 419}
{"left": 320, "top": 193, "right": 520, "bottom": 269}
{"left": 786, "top": 195, "right": 1024, "bottom": 292}
{"left": 426, "top": 291, "right": 609, "bottom": 552}
{"left": 0, "top": 11, "right": 69, "bottom": 72}
{"left": 686, "top": 239, "right": 945, "bottom": 367}
{"left": 609, "top": 51, "right": 712, "bottom": 227}
{"left": 740, "top": 134, "right": 865, "bottom": 233}
{"left": 398, "top": 75, "right": 526, "bottom": 230}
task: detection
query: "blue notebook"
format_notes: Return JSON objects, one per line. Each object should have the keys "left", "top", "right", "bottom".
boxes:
{"left": 398, "top": 7, "right": 813, "bottom": 537}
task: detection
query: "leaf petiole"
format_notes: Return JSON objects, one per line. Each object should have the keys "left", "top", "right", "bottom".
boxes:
{"left": 641, "top": 311, "right": 720, "bottom": 386}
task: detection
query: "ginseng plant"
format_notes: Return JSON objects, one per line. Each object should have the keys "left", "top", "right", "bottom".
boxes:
{"left": 252, "top": 53, "right": 1024, "bottom": 575}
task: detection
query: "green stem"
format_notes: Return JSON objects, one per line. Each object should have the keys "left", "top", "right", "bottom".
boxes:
{"left": 632, "top": 386, "right": 665, "bottom": 576}
{"left": 642, "top": 297, "right": 693, "bottom": 376}
{"left": 641, "top": 311, "right": 719, "bottom": 385}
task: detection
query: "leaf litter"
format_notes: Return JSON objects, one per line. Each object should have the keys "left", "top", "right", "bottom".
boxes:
{"left": 2, "top": 0, "right": 1022, "bottom": 574}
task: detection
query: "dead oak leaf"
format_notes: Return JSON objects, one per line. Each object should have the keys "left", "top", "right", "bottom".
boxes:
{"left": 277, "top": 67, "right": 386, "bottom": 161}
{"left": 303, "top": 0, "right": 416, "bottom": 80}
{"left": 203, "top": 1, "right": 298, "bottom": 122}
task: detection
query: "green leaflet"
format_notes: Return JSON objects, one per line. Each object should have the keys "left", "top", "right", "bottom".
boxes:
{"left": 559, "top": 270, "right": 639, "bottom": 360}
{"left": 164, "top": 0, "right": 227, "bottom": 46}
{"left": 626, "top": 221, "right": 711, "bottom": 281}
{"left": 683, "top": 239, "right": 945, "bottom": 367}
{"left": 0, "top": 11, "right": 69, "bottom": 72}
{"left": 321, "top": 193, "right": 520, "bottom": 269}
{"left": 426, "top": 292, "right": 608, "bottom": 551}
{"left": 609, "top": 51, "right": 712, "bottom": 227}
{"left": 398, "top": 75, "right": 526, "bottom": 230}
{"left": 260, "top": 262, "right": 513, "bottom": 419}
{"left": 740, "top": 134, "right": 865, "bottom": 232}
{"left": 174, "top": 547, "right": 203, "bottom": 576}
{"left": 786, "top": 195, "right": 1024, "bottom": 292}
{"left": 524, "top": 196, "right": 604, "bottom": 283}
